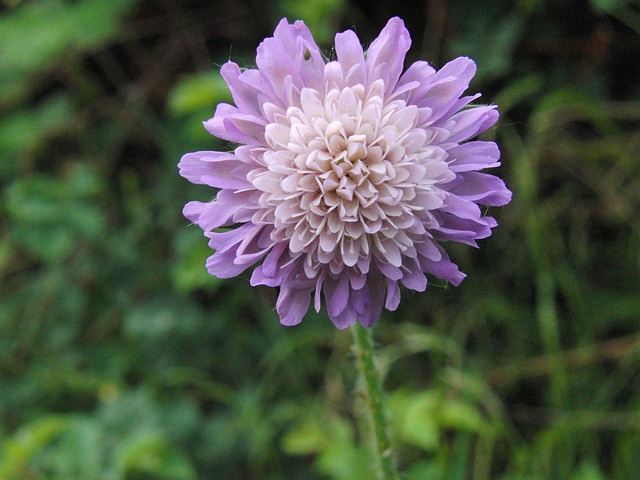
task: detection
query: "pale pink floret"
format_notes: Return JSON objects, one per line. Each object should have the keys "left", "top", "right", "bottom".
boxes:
{"left": 179, "top": 17, "right": 511, "bottom": 328}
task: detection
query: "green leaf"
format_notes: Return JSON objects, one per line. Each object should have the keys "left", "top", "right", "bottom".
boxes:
{"left": 389, "top": 390, "right": 440, "bottom": 451}
{"left": 120, "top": 434, "right": 197, "bottom": 480}
{"left": 0, "top": 416, "right": 67, "bottom": 477}
{"left": 391, "top": 389, "right": 490, "bottom": 452}
{"left": 282, "top": 419, "right": 327, "bottom": 455}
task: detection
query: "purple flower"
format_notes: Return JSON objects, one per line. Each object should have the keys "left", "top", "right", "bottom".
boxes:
{"left": 179, "top": 17, "right": 512, "bottom": 329}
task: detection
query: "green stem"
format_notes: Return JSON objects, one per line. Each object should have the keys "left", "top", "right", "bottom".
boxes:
{"left": 351, "top": 323, "right": 400, "bottom": 480}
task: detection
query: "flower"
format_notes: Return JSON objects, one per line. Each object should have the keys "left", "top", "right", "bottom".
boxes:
{"left": 179, "top": 17, "right": 512, "bottom": 329}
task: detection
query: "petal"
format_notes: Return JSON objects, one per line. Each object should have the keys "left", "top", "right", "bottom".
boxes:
{"left": 250, "top": 244, "right": 295, "bottom": 287}
{"left": 235, "top": 228, "right": 274, "bottom": 265}
{"left": 349, "top": 269, "right": 367, "bottom": 290}
{"left": 314, "top": 273, "right": 326, "bottom": 312}
{"left": 260, "top": 241, "right": 289, "bottom": 278}
{"left": 183, "top": 192, "right": 251, "bottom": 231}
{"left": 376, "top": 260, "right": 403, "bottom": 281}
{"left": 207, "top": 223, "right": 260, "bottom": 252}
{"left": 204, "top": 224, "right": 269, "bottom": 277}
{"left": 276, "top": 286, "right": 311, "bottom": 326}
{"left": 178, "top": 151, "right": 252, "bottom": 189}
{"left": 442, "top": 194, "right": 483, "bottom": 220}
{"left": 427, "top": 57, "right": 477, "bottom": 121}
{"left": 220, "top": 62, "right": 264, "bottom": 116}
{"left": 433, "top": 57, "right": 477, "bottom": 93}
{"left": 447, "top": 141, "right": 501, "bottom": 172}
{"left": 365, "top": 17, "right": 412, "bottom": 95}
{"left": 335, "top": 29, "right": 366, "bottom": 86}
{"left": 256, "top": 18, "right": 324, "bottom": 94}
{"left": 206, "top": 244, "right": 254, "bottom": 278}
{"left": 450, "top": 172, "right": 512, "bottom": 206}
{"left": 328, "top": 303, "right": 357, "bottom": 329}
{"left": 432, "top": 199, "right": 498, "bottom": 245}
{"left": 203, "top": 104, "right": 267, "bottom": 144}
{"left": 445, "top": 106, "right": 499, "bottom": 143}
{"left": 418, "top": 245, "right": 466, "bottom": 286}
{"left": 397, "top": 61, "right": 436, "bottom": 104}
{"left": 400, "top": 259, "right": 428, "bottom": 292}
{"left": 399, "top": 57, "right": 478, "bottom": 126}
{"left": 353, "top": 274, "right": 385, "bottom": 328}
{"left": 385, "top": 280, "right": 401, "bottom": 310}
{"left": 433, "top": 93, "right": 481, "bottom": 126}
{"left": 415, "top": 239, "right": 442, "bottom": 262}
{"left": 324, "top": 273, "right": 350, "bottom": 318}
{"left": 183, "top": 201, "right": 208, "bottom": 225}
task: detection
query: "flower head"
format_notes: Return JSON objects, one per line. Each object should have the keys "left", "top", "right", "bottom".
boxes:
{"left": 179, "top": 17, "right": 512, "bottom": 328}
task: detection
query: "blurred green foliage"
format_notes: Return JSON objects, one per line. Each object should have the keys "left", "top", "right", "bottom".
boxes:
{"left": 1, "top": 0, "right": 639, "bottom": 478}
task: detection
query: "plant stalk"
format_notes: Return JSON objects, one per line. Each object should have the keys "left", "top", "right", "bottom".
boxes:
{"left": 351, "top": 322, "right": 400, "bottom": 480}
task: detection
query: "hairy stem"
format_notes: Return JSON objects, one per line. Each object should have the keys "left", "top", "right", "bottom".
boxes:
{"left": 351, "top": 323, "right": 400, "bottom": 480}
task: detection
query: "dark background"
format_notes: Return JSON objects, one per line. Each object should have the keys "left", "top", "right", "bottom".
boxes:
{"left": 1, "top": 0, "right": 639, "bottom": 478}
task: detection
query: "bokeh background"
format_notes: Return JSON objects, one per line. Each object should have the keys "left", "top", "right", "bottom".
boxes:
{"left": 1, "top": 0, "right": 639, "bottom": 478}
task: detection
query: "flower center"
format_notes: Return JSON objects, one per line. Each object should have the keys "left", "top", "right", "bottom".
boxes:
{"left": 250, "top": 79, "right": 452, "bottom": 270}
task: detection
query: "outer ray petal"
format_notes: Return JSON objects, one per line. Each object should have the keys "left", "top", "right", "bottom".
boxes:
{"left": 365, "top": 17, "right": 411, "bottom": 95}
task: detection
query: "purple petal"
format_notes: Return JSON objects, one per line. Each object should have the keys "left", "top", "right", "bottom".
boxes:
{"left": 432, "top": 200, "right": 498, "bottom": 246}
{"left": 433, "top": 57, "right": 477, "bottom": 90}
{"left": 178, "top": 151, "right": 252, "bottom": 189}
{"left": 385, "top": 280, "right": 401, "bottom": 310}
{"left": 353, "top": 274, "right": 385, "bottom": 328}
{"left": 182, "top": 202, "right": 242, "bottom": 232}
{"left": 349, "top": 269, "right": 367, "bottom": 290}
{"left": 376, "top": 259, "right": 403, "bottom": 281}
{"left": 256, "top": 19, "right": 324, "bottom": 95}
{"left": 397, "top": 61, "right": 436, "bottom": 104}
{"left": 450, "top": 172, "right": 512, "bottom": 206}
{"left": 328, "top": 303, "right": 357, "bottom": 329}
{"left": 324, "top": 273, "right": 350, "bottom": 318}
{"left": 365, "top": 17, "right": 411, "bottom": 95}
{"left": 250, "top": 242, "right": 292, "bottom": 287}
{"left": 183, "top": 191, "right": 252, "bottom": 231}
{"left": 206, "top": 245, "right": 252, "bottom": 279}
{"left": 418, "top": 245, "right": 466, "bottom": 286}
{"left": 183, "top": 201, "right": 208, "bottom": 225}
{"left": 204, "top": 225, "right": 270, "bottom": 278}
{"left": 276, "top": 286, "right": 311, "bottom": 326}
{"left": 335, "top": 29, "right": 366, "bottom": 86}
{"left": 427, "top": 57, "right": 477, "bottom": 121}
{"left": 442, "top": 194, "right": 483, "bottom": 221}
{"left": 314, "top": 273, "right": 326, "bottom": 312}
{"left": 260, "top": 241, "right": 288, "bottom": 278}
{"left": 445, "top": 106, "right": 499, "bottom": 143}
{"left": 203, "top": 104, "right": 267, "bottom": 144}
{"left": 447, "top": 141, "right": 501, "bottom": 172}
{"left": 400, "top": 259, "right": 427, "bottom": 292}
{"left": 220, "top": 62, "right": 264, "bottom": 116}
{"left": 235, "top": 227, "right": 275, "bottom": 265}
{"left": 434, "top": 93, "right": 481, "bottom": 125}
{"left": 207, "top": 223, "right": 260, "bottom": 252}
{"left": 251, "top": 256, "right": 296, "bottom": 289}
